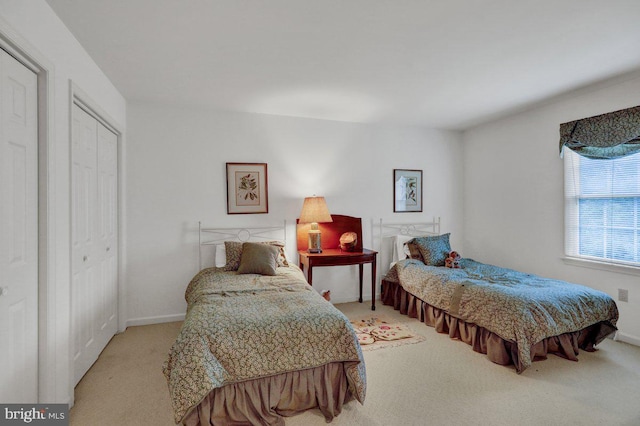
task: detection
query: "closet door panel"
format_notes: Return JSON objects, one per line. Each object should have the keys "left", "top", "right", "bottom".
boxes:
{"left": 71, "top": 104, "right": 118, "bottom": 385}
{"left": 71, "top": 104, "right": 98, "bottom": 384}
{"left": 97, "top": 122, "right": 118, "bottom": 334}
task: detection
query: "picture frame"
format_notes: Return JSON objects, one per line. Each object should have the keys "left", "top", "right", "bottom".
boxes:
{"left": 226, "top": 162, "right": 269, "bottom": 214}
{"left": 393, "top": 169, "right": 422, "bottom": 212}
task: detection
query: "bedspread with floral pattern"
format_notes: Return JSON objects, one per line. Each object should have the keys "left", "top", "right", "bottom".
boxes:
{"left": 385, "top": 259, "right": 618, "bottom": 372}
{"left": 163, "top": 266, "right": 366, "bottom": 423}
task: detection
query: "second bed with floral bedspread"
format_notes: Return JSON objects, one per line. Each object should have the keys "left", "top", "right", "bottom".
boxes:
{"left": 383, "top": 258, "right": 618, "bottom": 373}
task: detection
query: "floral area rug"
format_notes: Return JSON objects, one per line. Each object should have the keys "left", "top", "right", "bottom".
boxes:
{"left": 350, "top": 315, "right": 426, "bottom": 351}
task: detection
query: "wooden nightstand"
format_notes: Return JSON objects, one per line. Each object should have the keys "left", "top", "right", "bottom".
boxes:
{"left": 298, "top": 248, "right": 378, "bottom": 310}
{"left": 296, "top": 214, "right": 378, "bottom": 310}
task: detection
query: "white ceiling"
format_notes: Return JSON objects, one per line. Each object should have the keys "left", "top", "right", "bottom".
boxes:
{"left": 46, "top": 0, "right": 640, "bottom": 130}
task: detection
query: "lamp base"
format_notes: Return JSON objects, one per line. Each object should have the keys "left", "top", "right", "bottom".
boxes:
{"left": 308, "top": 229, "right": 322, "bottom": 253}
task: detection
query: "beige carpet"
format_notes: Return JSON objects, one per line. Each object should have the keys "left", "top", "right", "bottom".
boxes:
{"left": 70, "top": 302, "right": 640, "bottom": 426}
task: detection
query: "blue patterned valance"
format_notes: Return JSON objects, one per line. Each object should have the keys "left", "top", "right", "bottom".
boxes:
{"left": 559, "top": 105, "right": 640, "bottom": 159}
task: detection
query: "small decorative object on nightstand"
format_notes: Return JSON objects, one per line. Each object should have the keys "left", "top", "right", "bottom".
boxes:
{"left": 339, "top": 232, "right": 357, "bottom": 251}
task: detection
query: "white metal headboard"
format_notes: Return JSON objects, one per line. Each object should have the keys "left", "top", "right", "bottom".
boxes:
{"left": 378, "top": 218, "right": 441, "bottom": 240}
{"left": 198, "top": 221, "right": 287, "bottom": 270}
{"left": 375, "top": 217, "right": 441, "bottom": 282}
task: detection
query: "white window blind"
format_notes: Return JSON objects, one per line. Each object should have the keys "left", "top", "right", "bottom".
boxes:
{"left": 564, "top": 149, "right": 640, "bottom": 266}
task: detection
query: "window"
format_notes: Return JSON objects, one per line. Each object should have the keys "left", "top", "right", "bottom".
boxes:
{"left": 564, "top": 149, "right": 640, "bottom": 266}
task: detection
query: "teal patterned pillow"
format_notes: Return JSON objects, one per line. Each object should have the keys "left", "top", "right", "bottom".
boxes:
{"left": 410, "top": 233, "right": 451, "bottom": 266}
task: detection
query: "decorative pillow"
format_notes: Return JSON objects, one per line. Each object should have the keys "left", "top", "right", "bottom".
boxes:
{"left": 223, "top": 241, "right": 244, "bottom": 271}
{"left": 237, "top": 242, "right": 279, "bottom": 276}
{"left": 223, "top": 240, "right": 288, "bottom": 271}
{"left": 405, "top": 241, "right": 424, "bottom": 262}
{"left": 409, "top": 233, "right": 451, "bottom": 266}
{"left": 265, "top": 240, "right": 289, "bottom": 267}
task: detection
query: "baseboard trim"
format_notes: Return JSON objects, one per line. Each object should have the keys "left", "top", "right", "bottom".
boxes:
{"left": 614, "top": 331, "right": 640, "bottom": 347}
{"left": 126, "top": 313, "right": 185, "bottom": 328}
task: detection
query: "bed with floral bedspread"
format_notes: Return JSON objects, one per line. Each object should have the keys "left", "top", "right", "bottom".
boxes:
{"left": 163, "top": 265, "right": 366, "bottom": 425}
{"left": 382, "top": 258, "right": 618, "bottom": 373}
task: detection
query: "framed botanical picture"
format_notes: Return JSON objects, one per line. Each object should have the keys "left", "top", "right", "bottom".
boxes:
{"left": 393, "top": 169, "right": 422, "bottom": 212}
{"left": 226, "top": 163, "right": 269, "bottom": 214}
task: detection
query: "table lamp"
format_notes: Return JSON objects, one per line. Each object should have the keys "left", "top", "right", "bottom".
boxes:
{"left": 299, "top": 196, "right": 333, "bottom": 253}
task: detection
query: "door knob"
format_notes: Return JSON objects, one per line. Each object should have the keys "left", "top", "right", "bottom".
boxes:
{"left": 0, "top": 286, "right": 8, "bottom": 296}
{"left": 106, "top": 247, "right": 110, "bottom": 252}
{"left": 83, "top": 255, "right": 88, "bottom": 262}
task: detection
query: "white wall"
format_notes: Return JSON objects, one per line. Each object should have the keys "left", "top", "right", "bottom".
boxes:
{"left": 463, "top": 73, "right": 640, "bottom": 344}
{"left": 0, "top": 0, "right": 126, "bottom": 405}
{"left": 126, "top": 103, "right": 463, "bottom": 324}
{"left": 5, "top": 0, "right": 636, "bottom": 409}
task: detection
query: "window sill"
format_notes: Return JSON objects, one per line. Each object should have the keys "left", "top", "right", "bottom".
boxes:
{"left": 562, "top": 256, "right": 640, "bottom": 277}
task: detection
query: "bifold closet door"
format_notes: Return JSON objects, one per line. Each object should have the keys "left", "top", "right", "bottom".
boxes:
{"left": 71, "top": 103, "right": 118, "bottom": 385}
{"left": 0, "top": 48, "right": 38, "bottom": 402}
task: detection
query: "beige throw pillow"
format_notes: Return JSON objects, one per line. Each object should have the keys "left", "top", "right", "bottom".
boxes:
{"left": 224, "top": 240, "right": 288, "bottom": 271}
{"left": 237, "top": 242, "right": 279, "bottom": 276}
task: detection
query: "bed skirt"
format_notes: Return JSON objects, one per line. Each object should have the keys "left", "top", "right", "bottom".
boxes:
{"left": 182, "top": 362, "right": 355, "bottom": 426}
{"left": 381, "top": 279, "right": 616, "bottom": 373}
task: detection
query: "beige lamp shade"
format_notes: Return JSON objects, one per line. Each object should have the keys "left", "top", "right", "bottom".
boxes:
{"left": 299, "top": 196, "right": 333, "bottom": 224}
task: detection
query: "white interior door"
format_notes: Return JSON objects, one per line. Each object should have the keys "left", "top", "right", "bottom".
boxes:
{"left": 96, "top": 120, "right": 118, "bottom": 347}
{"left": 0, "top": 48, "right": 38, "bottom": 402}
{"left": 71, "top": 104, "right": 118, "bottom": 385}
